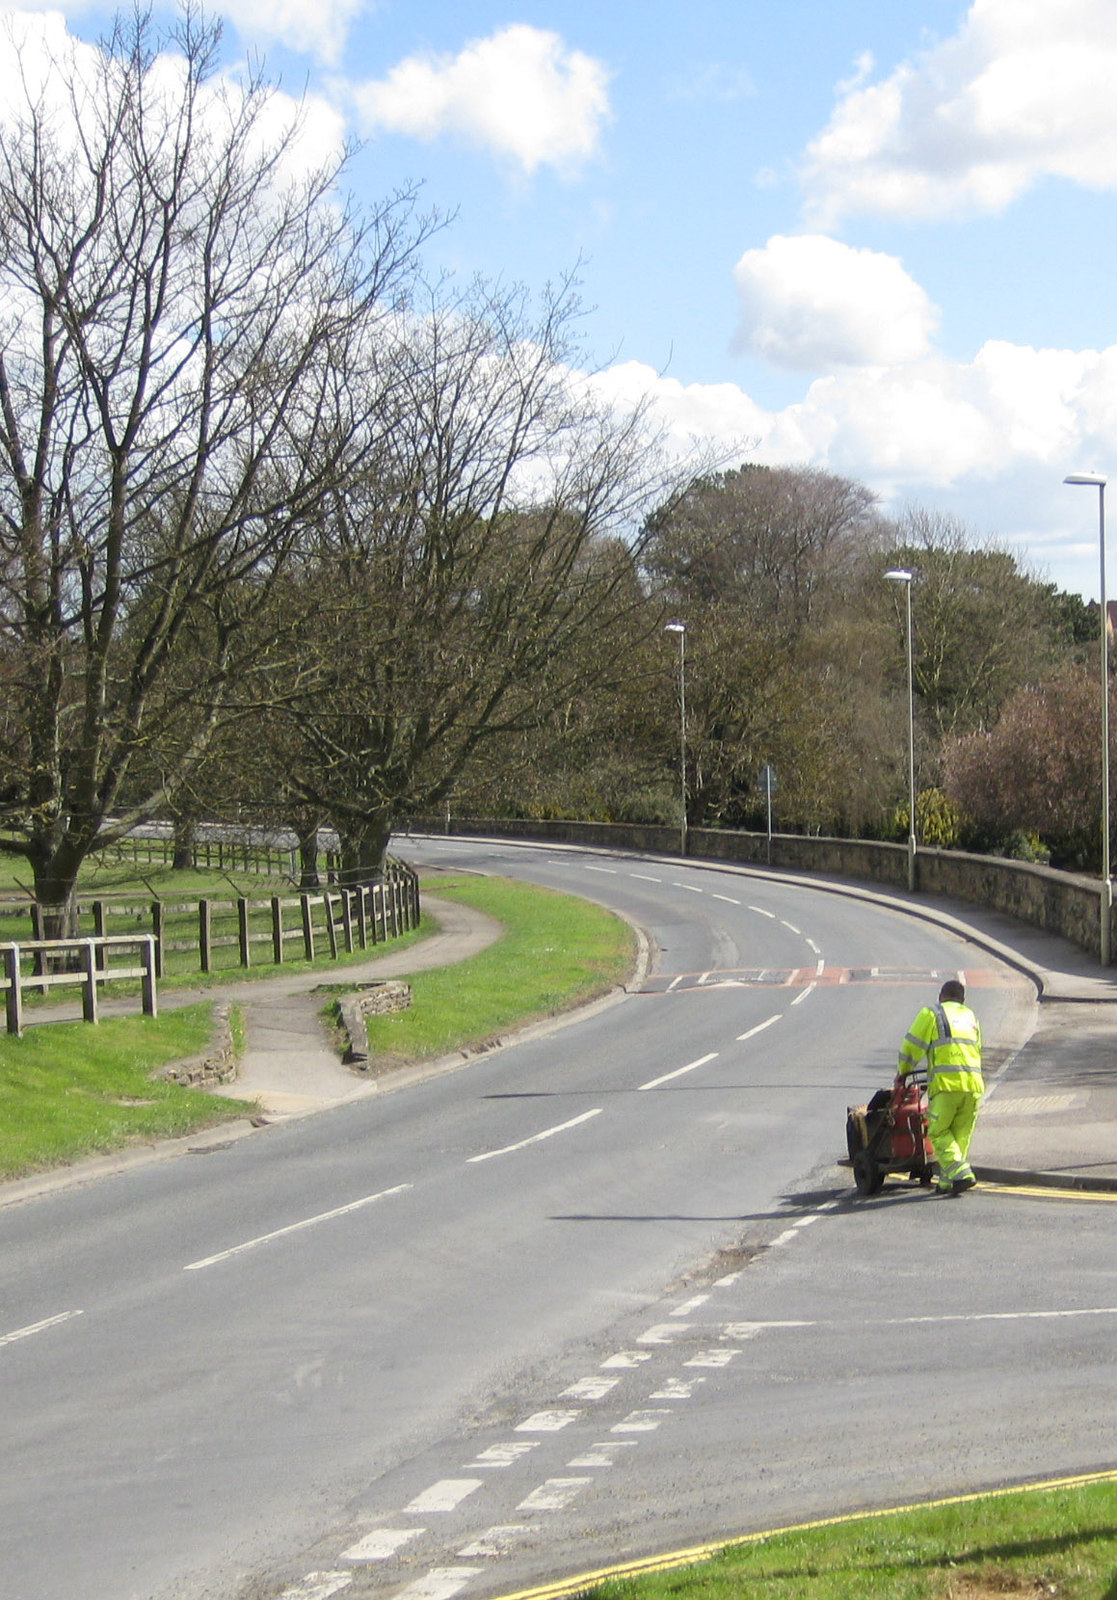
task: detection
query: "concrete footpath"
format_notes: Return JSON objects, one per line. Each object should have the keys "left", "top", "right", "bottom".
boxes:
{"left": 4, "top": 878, "right": 1117, "bottom": 1198}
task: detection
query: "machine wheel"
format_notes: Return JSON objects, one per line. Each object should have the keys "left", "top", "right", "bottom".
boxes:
{"left": 853, "top": 1149, "right": 885, "bottom": 1196}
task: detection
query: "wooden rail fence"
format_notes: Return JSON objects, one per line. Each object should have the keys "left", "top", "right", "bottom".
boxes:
{"left": 0, "top": 862, "right": 421, "bottom": 993}
{"left": 2, "top": 935, "right": 158, "bottom": 1036}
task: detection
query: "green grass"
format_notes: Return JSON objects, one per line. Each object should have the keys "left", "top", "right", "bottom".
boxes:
{"left": 0, "top": 1004, "right": 255, "bottom": 1180}
{"left": 360, "top": 872, "right": 636, "bottom": 1066}
{"left": 579, "top": 1478, "right": 1117, "bottom": 1600}
{"left": 0, "top": 869, "right": 634, "bottom": 1180}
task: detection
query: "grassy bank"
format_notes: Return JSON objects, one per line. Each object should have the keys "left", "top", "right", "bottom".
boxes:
{"left": 578, "top": 1476, "right": 1117, "bottom": 1600}
{"left": 0, "top": 872, "right": 634, "bottom": 1180}
{"left": 360, "top": 872, "right": 635, "bottom": 1068}
{"left": 0, "top": 1004, "right": 256, "bottom": 1180}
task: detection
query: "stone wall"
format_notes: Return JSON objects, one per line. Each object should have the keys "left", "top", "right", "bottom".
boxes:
{"left": 413, "top": 817, "right": 1108, "bottom": 961}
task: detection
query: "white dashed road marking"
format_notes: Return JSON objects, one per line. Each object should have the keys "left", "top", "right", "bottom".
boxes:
{"left": 468, "top": 1443, "right": 540, "bottom": 1469}
{"left": 468, "top": 1110, "right": 602, "bottom": 1165}
{"left": 342, "top": 1528, "right": 425, "bottom": 1562}
{"left": 611, "top": 1409, "right": 673, "bottom": 1432}
{"left": 638, "top": 1053, "right": 718, "bottom": 1091}
{"left": 279, "top": 1575, "right": 352, "bottom": 1599}
{"left": 515, "top": 1409, "right": 582, "bottom": 1432}
{"left": 0, "top": 1309, "right": 83, "bottom": 1348}
{"left": 393, "top": 1567, "right": 483, "bottom": 1600}
{"left": 567, "top": 1440, "right": 639, "bottom": 1467}
{"left": 404, "top": 1481, "right": 483, "bottom": 1514}
{"left": 736, "top": 1014, "right": 782, "bottom": 1043}
{"left": 516, "top": 1478, "right": 592, "bottom": 1511}
{"left": 561, "top": 1376, "right": 622, "bottom": 1400}
{"left": 184, "top": 1186, "right": 412, "bottom": 1271}
{"left": 637, "top": 1323, "right": 692, "bottom": 1344}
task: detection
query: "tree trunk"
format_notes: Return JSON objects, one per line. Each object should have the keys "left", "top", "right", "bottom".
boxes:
{"left": 339, "top": 812, "right": 394, "bottom": 885}
{"left": 172, "top": 816, "right": 197, "bottom": 871}
{"left": 297, "top": 824, "right": 321, "bottom": 890}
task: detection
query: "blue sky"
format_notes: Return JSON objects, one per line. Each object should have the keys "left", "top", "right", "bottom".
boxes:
{"left": 5, "top": 0, "right": 1117, "bottom": 598}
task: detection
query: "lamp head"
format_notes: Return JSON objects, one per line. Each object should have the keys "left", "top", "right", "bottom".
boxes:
{"left": 664, "top": 622, "right": 686, "bottom": 634}
{"left": 883, "top": 569, "right": 913, "bottom": 583}
{"left": 1064, "top": 473, "right": 1107, "bottom": 487}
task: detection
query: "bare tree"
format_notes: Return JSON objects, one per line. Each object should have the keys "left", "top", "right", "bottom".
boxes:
{"left": 265, "top": 278, "right": 691, "bottom": 880}
{"left": 0, "top": 10, "right": 428, "bottom": 929}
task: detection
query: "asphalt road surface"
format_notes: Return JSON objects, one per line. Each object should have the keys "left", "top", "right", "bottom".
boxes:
{"left": 1, "top": 837, "right": 1113, "bottom": 1600}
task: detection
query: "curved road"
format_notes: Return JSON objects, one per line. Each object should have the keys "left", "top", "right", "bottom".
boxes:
{"left": 0, "top": 838, "right": 1113, "bottom": 1600}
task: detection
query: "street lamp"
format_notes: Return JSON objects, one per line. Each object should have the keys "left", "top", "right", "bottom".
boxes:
{"left": 884, "top": 569, "right": 917, "bottom": 893}
{"left": 1064, "top": 472, "right": 1111, "bottom": 965}
{"left": 665, "top": 622, "right": 687, "bottom": 856}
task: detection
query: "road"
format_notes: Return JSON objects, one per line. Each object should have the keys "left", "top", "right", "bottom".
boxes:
{"left": 0, "top": 837, "right": 1113, "bottom": 1600}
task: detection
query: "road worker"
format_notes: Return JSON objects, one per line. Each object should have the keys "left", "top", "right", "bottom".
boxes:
{"left": 897, "top": 978, "right": 984, "bottom": 1196}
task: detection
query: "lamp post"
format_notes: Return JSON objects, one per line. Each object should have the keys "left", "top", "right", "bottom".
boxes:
{"left": 884, "top": 569, "right": 917, "bottom": 893}
{"left": 1064, "top": 473, "right": 1110, "bottom": 965}
{"left": 665, "top": 622, "right": 687, "bottom": 856}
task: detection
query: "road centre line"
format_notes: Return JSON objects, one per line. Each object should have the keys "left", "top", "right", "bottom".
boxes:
{"left": 712, "top": 893, "right": 740, "bottom": 904}
{"left": 0, "top": 1308, "right": 84, "bottom": 1349}
{"left": 468, "top": 1109, "right": 603, "bottom": 1164}
{"left": 582, "top": 866, "right": 617, "bottom": 874}
{"left": 183, "top": 1185, "right": 412, "bottom": 1271}
{"left": 673, "top": 882, "right": 704, "bottom": 893}
{"left": 630, "top": 873, "right": 661, "bottom": 882}
{"left": 791, "top": 984, "right": 816, "bottom": 1006}
{"left": 736, "top": 1014, "right": 782, "bottom": 1042}
{"left": 749, "top": 905, "right": 775, "bottom": 918}
{"left": 638, "top": 1052, "right": 719, "bottom": 1091}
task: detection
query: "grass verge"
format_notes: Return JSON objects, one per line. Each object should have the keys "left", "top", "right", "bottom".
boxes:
{"left": 0, "top": 1004, "right": 255, "bottom": 1181}
{"left": 576, "top": 1477, "right": 1117, "bottom": 1600}
{"left": 359, "top": 872, "right": 635, "bottom": 1068}
{"left": 0, "top": 871, "right": 634, "bottom": 1181}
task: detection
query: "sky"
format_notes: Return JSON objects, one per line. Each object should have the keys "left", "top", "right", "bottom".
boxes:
{"left": 4, "top": 0, "right": 1117, "bottom": 599}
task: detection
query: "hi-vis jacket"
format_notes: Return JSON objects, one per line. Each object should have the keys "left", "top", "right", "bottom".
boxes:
{"left": 898, "top": 1000, "right": 984, "bottom": 1094}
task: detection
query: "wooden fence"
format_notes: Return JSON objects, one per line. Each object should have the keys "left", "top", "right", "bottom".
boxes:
{"left": 0, "top": 861, "right": 421, "bottom": 984}
{"left": 1, "top": 934, "right": 158, "bottom": 1036}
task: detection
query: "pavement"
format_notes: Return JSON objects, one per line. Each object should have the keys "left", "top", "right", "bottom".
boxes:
{"left": 5, "top": 874, "right": 1117, "bottom": 1198}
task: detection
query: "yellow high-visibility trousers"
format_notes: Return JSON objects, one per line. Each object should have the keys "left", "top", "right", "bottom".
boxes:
{"left": 927, "top": 1089, "right": 981, "bottom": 1183}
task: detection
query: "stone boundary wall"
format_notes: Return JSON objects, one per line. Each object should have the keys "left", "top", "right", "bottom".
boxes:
{"left": 410, "top": 817, "right": 1108, "bottom": 961}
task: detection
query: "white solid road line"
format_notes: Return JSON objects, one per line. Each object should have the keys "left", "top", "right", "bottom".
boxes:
{"left": 467, "top": 1109, "right": 603, "bottom": 1164}
{"left": 638, "top": 1052, "right": 718, "bottom": 1091}
{"left": 0, "top": 1309, "right": 84, "bottom": 1349}
{"left": 183, "top": 1185, "right": 413, "bottom": 1271}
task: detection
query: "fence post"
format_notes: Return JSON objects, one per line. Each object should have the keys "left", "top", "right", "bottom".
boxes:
{"left": 199, "top": 899, "right": 212, "bottom": 973}
{"left": 81, "top": 940, "right": 99, "bottom": 1024}
{"left": 324, "top": 894, "right": 339, "bottom": 959}
{"left": 4, "top": 945, "right": 22, "bottom": 1037}
{"left": 141, "top": 936, "right": 158, "bottom": 1018}
{"left": 92, "top": 901, "right": 107, "bottom": 970}
{"left": 237, "top": 899, "right": 251, "bottom": 968}
{"left": 341, "top": 890, "right": 354, "bottom": 953}
{"left": 301, "top": 894, "right": 315, "bottom": 961}
{"left": 355, "top": 886, "right": 368, "bottom": 949}
{"left": 271, "top": 897, "right": 284, "bottom": 964}
{"left": 151, "top": 901, "right": 165, "bottom": 978}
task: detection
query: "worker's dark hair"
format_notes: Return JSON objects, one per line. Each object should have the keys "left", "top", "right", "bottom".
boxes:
{"left": 939, "top": 979, "right": 966, "bottom": 1004}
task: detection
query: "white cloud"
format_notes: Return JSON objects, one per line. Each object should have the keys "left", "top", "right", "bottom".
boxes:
{"left": 586, "top": 337, "right": 1117, "bottom": 594}
{"left": 803, "top": 0, "right": 1117, "bottom": 223}
{"left": 733, "top": 235, "right": 939, "bottom": 370}
{"left": 348, "top": 23, "right": 612, "bottom": 175}
{"left": 0, "top": 10, "right": 345, "bottom": 185}
{"left": 218, "top": 0, "right": 365, "bottom": 66}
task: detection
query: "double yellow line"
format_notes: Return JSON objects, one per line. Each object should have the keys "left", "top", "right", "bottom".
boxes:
{"left": 491, "top": 1467, "right": 1117, "bottom": 1600}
